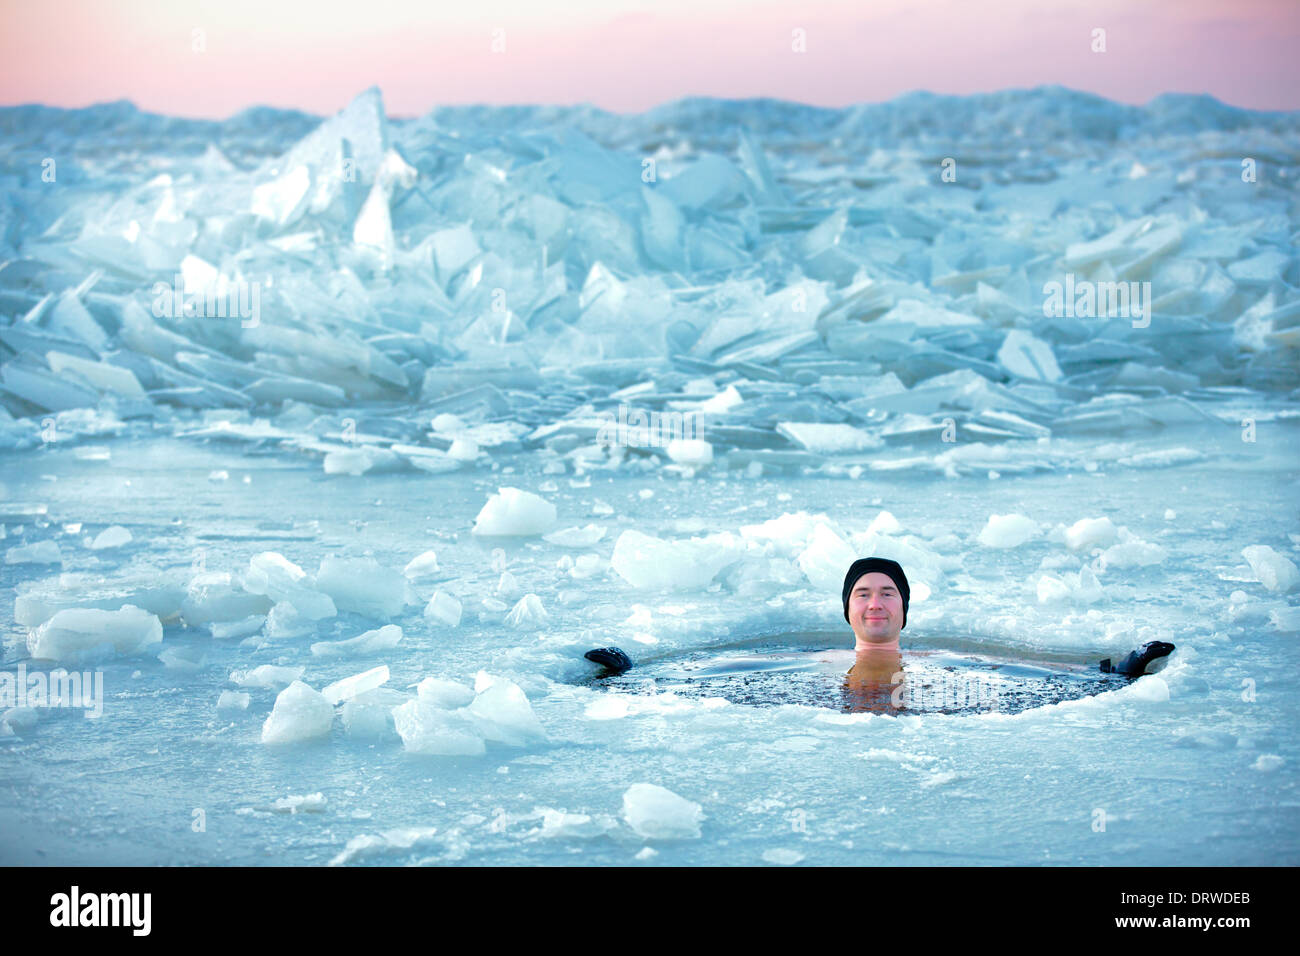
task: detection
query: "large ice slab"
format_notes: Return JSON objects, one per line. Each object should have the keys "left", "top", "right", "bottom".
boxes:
{"left": 315, "top": 556, "right": 409, "bottom": 619}
{"left": 27, "top": 605, "right": 163, "bottom": 663}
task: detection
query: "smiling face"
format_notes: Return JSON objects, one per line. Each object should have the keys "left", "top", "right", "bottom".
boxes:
{"left": 848, "top": 571, "right": 905, "bottom": 648}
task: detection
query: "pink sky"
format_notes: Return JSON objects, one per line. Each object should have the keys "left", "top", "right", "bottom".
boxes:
{"left": 1, "top": 0, "right": 1297, "bottom": 118}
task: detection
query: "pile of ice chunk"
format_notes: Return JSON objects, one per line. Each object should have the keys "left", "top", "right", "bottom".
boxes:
{"left": 0, "top": 86, "right": 1293, "bottom": 473}
{"left": 115, "top": 549, "right": 419, "bottom": 646}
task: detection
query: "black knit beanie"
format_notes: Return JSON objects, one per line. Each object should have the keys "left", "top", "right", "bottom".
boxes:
{"left": 842, "top": 557, "right": 910, "bottom": 629}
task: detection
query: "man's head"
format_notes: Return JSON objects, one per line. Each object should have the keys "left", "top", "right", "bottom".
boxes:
{"left": 842, "top": 557, "right": 910, "bottom": 647}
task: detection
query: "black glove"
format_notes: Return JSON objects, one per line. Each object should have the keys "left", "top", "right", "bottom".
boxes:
{"left": 584, "top": 646, "right": 633, "bottom": 674}
{"left": 1100, "top": 641, "right": 1175, "bottom": 677}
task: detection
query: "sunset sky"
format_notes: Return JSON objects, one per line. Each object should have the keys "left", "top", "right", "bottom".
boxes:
{"left": 1, "top": 0, "right": 1297, "bottom": 118}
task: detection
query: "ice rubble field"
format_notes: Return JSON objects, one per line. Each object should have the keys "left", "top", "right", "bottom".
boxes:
{"left": 1, "top": 87, "right": 1298, "bottom": 865}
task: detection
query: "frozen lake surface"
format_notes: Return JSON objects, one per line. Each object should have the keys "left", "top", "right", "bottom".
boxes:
{"left": 1, "top": 87, "right": 1298, "bottom": 864}
{"left": 1, "top": 428, "right": 1297, "bottom": 865}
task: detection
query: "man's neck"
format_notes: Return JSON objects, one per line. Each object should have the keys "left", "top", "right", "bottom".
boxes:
{"left": 855, "top": 636, "right": 900, "bottom": 652}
